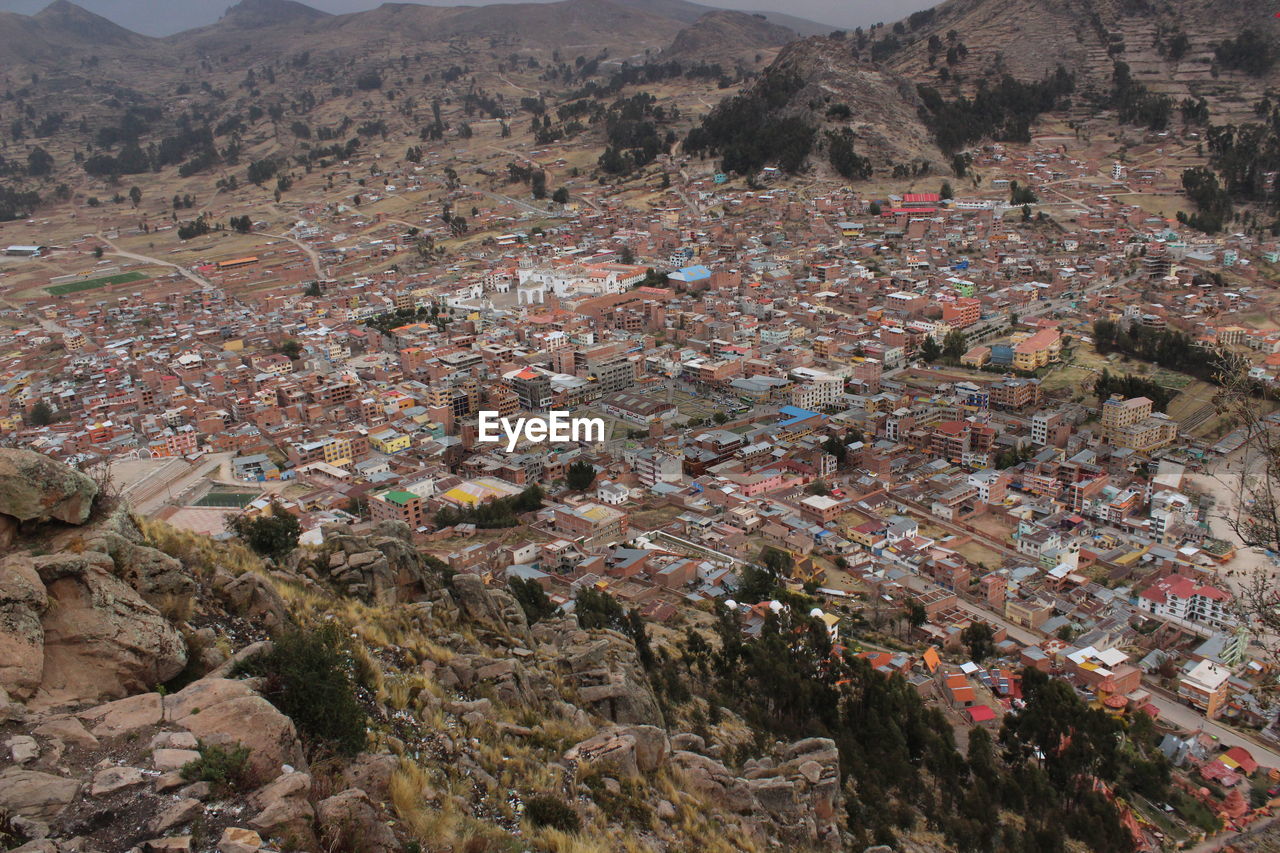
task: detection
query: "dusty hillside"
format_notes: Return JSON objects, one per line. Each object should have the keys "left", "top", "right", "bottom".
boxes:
{"left": 879, "top": 0, "right": 1280, "bottom": 124}
{"left": 770, "top": 36, "right": 944, "bottom": 169}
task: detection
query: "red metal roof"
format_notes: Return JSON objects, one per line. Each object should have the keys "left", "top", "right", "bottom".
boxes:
{"left": 967, "top": 705, "right": 997, "bottom": 723}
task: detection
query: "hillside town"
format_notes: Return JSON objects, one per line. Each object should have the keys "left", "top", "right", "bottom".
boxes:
{"left": 7, "top": 122, "right": 1280, "bottom": 848}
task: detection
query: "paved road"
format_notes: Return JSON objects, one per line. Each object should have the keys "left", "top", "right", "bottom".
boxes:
{"left": 1143, "top": 682, "right": 1280, "bottom": 767}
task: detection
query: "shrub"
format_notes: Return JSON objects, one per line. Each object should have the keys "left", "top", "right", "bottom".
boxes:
{"left": 180, "top": 741, "right": 252, "bottom": 794}
{"left": 235, "top": 623, "right": 367, "bottom": 756}
{"left": 524, "top": 795, "right": 581, "bottom": 832}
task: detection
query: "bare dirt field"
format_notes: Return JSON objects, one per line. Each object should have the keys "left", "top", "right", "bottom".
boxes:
{"left": 1186, "top": 446, "right": 1280, "bottom": 593}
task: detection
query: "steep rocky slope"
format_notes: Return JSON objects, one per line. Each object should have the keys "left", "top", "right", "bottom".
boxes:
{"left": 0, "top": 450, "right": 847, "bottom": 853}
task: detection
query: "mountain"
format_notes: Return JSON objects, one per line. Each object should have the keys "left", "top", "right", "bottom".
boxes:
{"left": 217, "top": 0, "right": 334, "bottom": 28}
{"left": 663, "top": 9, "right": 798, "bottom": 68}
{"left": 421, "top": 0, "right": 685, "bottom": 45}
{"left": 166, "top": 0, "right": 688, "bottom": 56}
{"left": 614, "top": 0, "right": 832, "bottom": 36}
{"left": 0, "top": 0, "right": 149, "bottom": 62}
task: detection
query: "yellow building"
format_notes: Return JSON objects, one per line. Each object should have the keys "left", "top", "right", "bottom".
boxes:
{"left": 1100, "top": 395, "right": 1178, "bottom": 452}
{"left": 322, "top": 436, "right": 352, "bottom": 467}
{"left": 369, "top": 428, "right": 410, "bottom": 454}
{"left": 1012, "top": 328, "right": 1062, "bottom": 371}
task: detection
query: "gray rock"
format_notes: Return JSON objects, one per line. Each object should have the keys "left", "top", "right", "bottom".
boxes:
{"left": 33, "top": 552, "right": 187, "bottom": 705}
{"left": 249, "top": 771, "right": 315, "bottom": 848}
{"left": 33, "top": 717, "right": 99, "bottom": 749}
{"left": 0, "top": 554, "right": 47, "bottom": 700}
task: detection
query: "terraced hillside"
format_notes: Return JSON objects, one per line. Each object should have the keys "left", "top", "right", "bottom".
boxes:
{"left": 878, "top": 0, "right": 1280, "bottom": 125}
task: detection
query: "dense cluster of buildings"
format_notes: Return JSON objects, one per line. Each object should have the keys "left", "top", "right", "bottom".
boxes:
{"left": 4, "top": 138, "right": 1280, "bottom": 804}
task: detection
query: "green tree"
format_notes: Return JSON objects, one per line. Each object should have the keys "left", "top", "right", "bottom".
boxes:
{"left": 760, "top": 546, "right": 793, "bottom": 577}
{"left": 552, "top": 186, "right": 569, "bottom": 204}
{"left": 226, "top": 503, "right": 301, "bottom": 562}
{"left": 235, "top": 623, "right": 367, "bottom": 755}
{"left": 822, "top": 434, "right": 848, "bottom": 467}
{"left": 128, "top": 186, "right": 142, "bottom": 206}
{"left": 277, "top": 339, "right": 303, "bottom": 360}
{"left": 576, "top": 587, "right": 627, "bottom": 630}
{"left": 939, "top": 180, "right": 954, "bottom": 199}
{"left": 942, "top": 329, "right": 967, "bottom": 361}
{"left": 961, "top": 621, "right": 995, "bottom": 661}
{"left": 735, "top": 564, "right": 779, "bottom": 602}
{"left": 509, "top": 577, "right": 558, "bottom": 624}
{"left": 712, "top": 411, "right": 728, "bottom": 425}
{"left": 29, "top": 401, "right": 55, "bottom": 426}
{"left": 26, "top": 146, "right": 53, "bottom": 177}
{"left": 906, "top": 600, "right": 927, "bottom": 628}
{"left": 920, "top": 335, "right": 942, "bottom": 362}
{"left": 565, "top": 459, "right": 595, "bottom": 491}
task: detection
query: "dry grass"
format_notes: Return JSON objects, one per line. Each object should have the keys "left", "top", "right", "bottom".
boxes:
{"left": 136, "top": 514, "right": 263, "bottom": 579}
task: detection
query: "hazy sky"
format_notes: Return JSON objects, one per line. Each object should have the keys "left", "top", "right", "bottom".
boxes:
{"left": 0, "top": 0, "right": 935, "bottom": 36}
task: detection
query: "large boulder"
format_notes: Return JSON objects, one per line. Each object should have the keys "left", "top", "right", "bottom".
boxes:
{"left": 450, "top": 574, "right": 532, "bottom": 644}
{"left": 0, "top": 449, "right": 97, "bottom": 525}
{"left": 542, "top": 622, "right": 663, "bottom": 727}
{"left": 55, "top": 506, "right": 196, "bottom": 607}
{"left": 164, "top": 678, "right": 307, "bottom": 783}
{"left": 32, "top": 552, "right": 186, "bottom": 707}
{"left": 315, "top": 789, "right": 398, "bottom": 853}
{"left": 215, "top": 572, "right": 289, "bottom": 630}
{"left": 0, "top": 554, "right": 48, "bottom": 699}
{"left": 315, "top": 522, "right": 442, "bottom": 604}
{"left": 249, "top": 771, "right": 316, "bottom": 848}
{"left": 0, "top": 768, "right": 80, "bottom": 821}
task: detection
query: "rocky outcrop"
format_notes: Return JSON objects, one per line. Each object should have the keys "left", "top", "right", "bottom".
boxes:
{"left": 535, "top": 619, "right": 663, "bottom": 727}
{"left": 32, "top": 552, "right": 186, "bottom": 707}
{"left": 163, "top": 678, "right": 307, "bottom": 783}
{"left": 213, "top": 570, "right": 289, "bottom": 630}
{"left": 0, "top": 768, "right": 80, "bottom": 821}
{"left": 313, "top": 520, "right": 442, "bottom": 603}
{"left": 315, "top": 788, "right": 398, "bottom": 853}
{"left": 0, "top": 550, "right": 187, "bottom": 706}
{"left": 671, "top": 737, "right": 843, "bottom": 849}
{"left": 51, "top": 506, "right": 197, "bottom": 607}
{"left": 249, "top": 770, "right": 317, "bottom": 848}
{"left": 450, "top": 573, "right": 533, "bottom": 645}
{"left": 564, "top": 725, "right": 670, "bottom": 778}
{"left": 0, "top": 449, "right": 97, "bottom": 525}
{"left": 0, "top": 555, "right": 48, "bottom": 699}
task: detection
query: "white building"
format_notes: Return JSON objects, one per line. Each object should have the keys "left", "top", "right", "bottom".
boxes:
{"left": 1137, "top": 574, "right": 1234, "bottom": 633}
